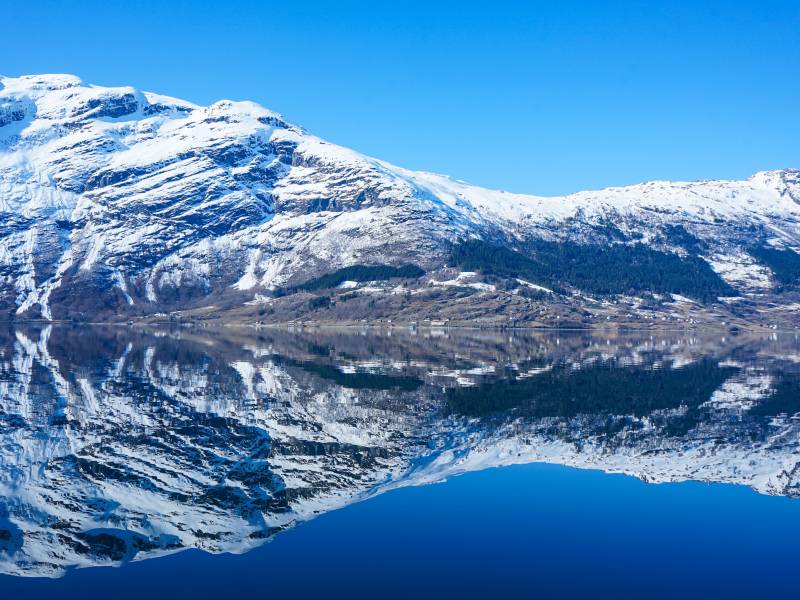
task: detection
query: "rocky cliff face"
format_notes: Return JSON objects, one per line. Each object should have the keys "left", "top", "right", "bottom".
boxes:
{"left": 0, "top": 325, "right": 798, "bottom": 576}
{"left": 2, "top": 74, "right": 800, "bottom": 323}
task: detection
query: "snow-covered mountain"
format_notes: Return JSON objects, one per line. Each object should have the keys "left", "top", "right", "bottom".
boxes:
{"left": 1, "top": 325, "right": 799, "bottom": 577}
{"left": 2, "top": 74, "right": 800, "bottom": 323}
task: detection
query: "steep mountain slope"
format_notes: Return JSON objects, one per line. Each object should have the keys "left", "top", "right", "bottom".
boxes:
{"left": 1, "top": 74, "right": 799, "bottom": 323}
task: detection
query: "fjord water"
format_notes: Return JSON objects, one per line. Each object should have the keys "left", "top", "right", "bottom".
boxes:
{"left": 1, "top": 326, "right": 799, "bottom": 599}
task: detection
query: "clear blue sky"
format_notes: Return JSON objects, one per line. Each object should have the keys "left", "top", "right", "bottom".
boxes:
{"left": 4, "top": 0, "right": 799, "bottom": 195}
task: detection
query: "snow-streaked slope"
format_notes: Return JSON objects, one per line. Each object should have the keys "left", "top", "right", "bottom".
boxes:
{"left": 1, "top": 74, "right": 799, "bottom": 320}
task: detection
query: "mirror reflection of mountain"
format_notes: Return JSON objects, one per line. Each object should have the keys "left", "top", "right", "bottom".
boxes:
{"left": 1, "top": 325, "right": 799, "bottom": 577}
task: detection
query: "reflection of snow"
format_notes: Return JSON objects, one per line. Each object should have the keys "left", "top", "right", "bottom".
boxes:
{"left": 704, "top": 371, "right": 774, "bottom": 410}
{"left": 1, "top": 326, "right": 800, "bottom": 577}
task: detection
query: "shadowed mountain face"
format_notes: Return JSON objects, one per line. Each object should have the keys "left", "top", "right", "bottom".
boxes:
{"left": 0, "top": 325, "right": 799, "bottom": 577}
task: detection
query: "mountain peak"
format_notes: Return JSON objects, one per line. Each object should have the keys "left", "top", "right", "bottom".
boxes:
{"left": 748, "top": 168, "right": 800, "bottom": 197}
{"left": 0, "top": 73, "right": 83, "bottom": 94}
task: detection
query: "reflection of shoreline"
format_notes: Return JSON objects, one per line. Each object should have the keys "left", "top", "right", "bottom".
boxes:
{"left": 0, "top": 325, "right": 798, "bottom": 577}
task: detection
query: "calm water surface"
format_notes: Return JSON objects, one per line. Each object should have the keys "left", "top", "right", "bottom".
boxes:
{"left": 0, "top": 325, "right": 798, "bottom": 598}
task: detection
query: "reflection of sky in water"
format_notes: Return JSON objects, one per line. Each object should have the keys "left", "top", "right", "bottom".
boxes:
{"left": 0, "top": 325, "right": 799, "bottom": 597}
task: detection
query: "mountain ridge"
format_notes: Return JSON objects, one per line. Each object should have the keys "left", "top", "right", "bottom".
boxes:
{"left": 2, "top": 74, "right": 799, "bottom": 326}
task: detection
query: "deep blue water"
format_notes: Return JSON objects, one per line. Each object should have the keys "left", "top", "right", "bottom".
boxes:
{"left": 1, "top": 326, "right": 799, "bottom": 598}
{"left": 2, "top": 462, "right": 799, "bottom": 599}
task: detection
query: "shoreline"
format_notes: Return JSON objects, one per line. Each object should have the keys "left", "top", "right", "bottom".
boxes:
{"left": 0, "top": 318, "right": 794, "bottom": 334}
